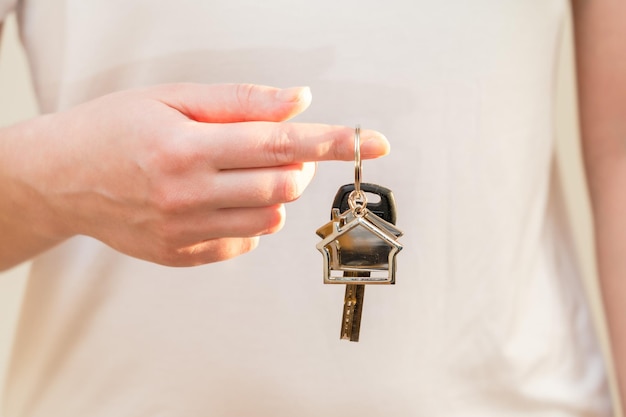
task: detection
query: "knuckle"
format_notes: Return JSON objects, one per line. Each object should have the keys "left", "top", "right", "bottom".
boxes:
{"left": 159, "top": 242, "right": 203, "bottom": 267}
{"left": 149, "top": 186, "right": 183, "bottom": 216}
{"left": 145, "top": 178, "right": 194, "bottom": 218}
{"left": 242, "top": 236, "right": 260, "bottom": 254}
{"left": 259, "top": 204, "right": 285, "bottom": 234}
{"left": 155, "top": 219, "right": 180, "bottom": 244}
{"left": 154, "top": 236, "right": 261, "bottom": 266}
{"left": 265, "top": 126, "right": 297, "bottom": 166}
{"left": 205, "top": 237, "right": 259, "bottom": 262}
{"left": 153, "top": 241, "right": 182, "bottom": 267}
{"left": 273, "top": 164, "right": 312, "bottom": 203}
{"left": 275, "top": 167, "right": 305, "bottom": 203}
{"left": 152, "top": 144, "right": 186, "bottom": 176}
{"left": 235, "top": 237, "right": 260, "bottom": 256}
{"left": 235, "top": 83, "right": 256, "bottom": 115}
{"left": 141, "top": 128, "right": 195, "bottom": 177}
{"left": 327, "top": 126, "right": 353, "bottom": 161}
{"left": 145, "top": 211, "right": 186, "bottom": 263}
{"left": 153, "top": 222, "right": 180, "bottom": 250}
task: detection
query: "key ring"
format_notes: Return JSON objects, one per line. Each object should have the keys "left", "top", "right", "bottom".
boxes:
{"left": 354, "top": 125, "right": 362, "bottom": 195}
{"left": 348, "top": 125, "right": 367, "bottom": 215}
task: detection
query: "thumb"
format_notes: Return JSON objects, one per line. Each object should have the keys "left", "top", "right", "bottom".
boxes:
{"left": 153, "top": 83, "right": 312, "bottom": 123}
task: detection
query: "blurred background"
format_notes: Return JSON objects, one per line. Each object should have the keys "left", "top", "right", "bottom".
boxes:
{"left": 0, "top": 8, "right": 617, "bottom": 414}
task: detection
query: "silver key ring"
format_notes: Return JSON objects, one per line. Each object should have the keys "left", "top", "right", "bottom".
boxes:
{"left": 349, "top": 125, "right": 367, "bottom": 215}
{"left": 354, "top": 125, "right": 362, "bottom": 194}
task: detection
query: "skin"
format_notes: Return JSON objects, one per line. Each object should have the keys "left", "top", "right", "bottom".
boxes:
{"left": 572, "top": 0, "right": 626, "bottom": 412}
{"left": 0, "top": 83, "right": 389, "bottom": 269}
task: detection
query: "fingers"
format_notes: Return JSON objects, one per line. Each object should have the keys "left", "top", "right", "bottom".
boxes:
{"left": 142, "top": 205, "right": 284, "bottom": 266}
{"left": 208, "top": 162, "right": 317, "bottom": 208}
{"left": 162, "top": 237, "right": 261, "bottom": 267}
{"left": 141, "top": 163, "right": 317, "bottom": 259}
{"left": 148, "top": 83, "right": 389, "bottom": 167}
{"left": 153, "top": 83, "right": 312, "bottom": 123}
{"left": 127, "top": 162, "right": 312, "bottom": 265}
{"left": 196, "top": 122, "right": 389, "bottom": 169}
{"left": 210, "top": 205, "right": 286, "bottom": 237}
{"left": 155, "top": 205, "right": 287, "bottom": 249}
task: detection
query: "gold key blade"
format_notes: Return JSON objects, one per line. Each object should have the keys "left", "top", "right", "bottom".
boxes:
{"left": 340, "top": 272, "right": 369, "bottom": 342}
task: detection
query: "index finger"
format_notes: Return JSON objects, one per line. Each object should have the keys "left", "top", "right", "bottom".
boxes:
{"left": 198, "top": 122, "right": 390, "bottom": 170}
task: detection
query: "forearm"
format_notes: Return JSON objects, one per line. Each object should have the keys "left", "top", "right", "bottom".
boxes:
{"left": 0, "top": 116, "right": 70, "bottom": 271}
{"left": 587, "top": 150, "right": 626, "bottom": 407}
{"left": 572, "top": 0, "right": 626, "bottom": 410}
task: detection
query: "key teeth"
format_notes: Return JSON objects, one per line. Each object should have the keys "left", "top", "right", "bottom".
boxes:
{"left": 340, "top": 282, "right": 365, "bottom": 342}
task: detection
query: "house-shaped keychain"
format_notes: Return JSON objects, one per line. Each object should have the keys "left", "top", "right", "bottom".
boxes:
{"left": 316, "top": 206, "right": 403, "bottom": 285}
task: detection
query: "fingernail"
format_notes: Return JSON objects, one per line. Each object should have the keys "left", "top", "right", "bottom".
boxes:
{"left": 361, "top": 131, "right": 391, "bottom": 158}
{"left": 277, "top": 86, "right": 312, "bottom": 103}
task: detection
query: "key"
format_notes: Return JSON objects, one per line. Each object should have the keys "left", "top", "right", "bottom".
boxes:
{"left": 316, "top": 125, "right": 403, "bottom": 342}
{"left": 331, "top": 183, "right": 399, "bottom": 342}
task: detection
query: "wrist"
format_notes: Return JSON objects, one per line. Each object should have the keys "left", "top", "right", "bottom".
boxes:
{"left": 0, "top": 115, "right": 75, "bottom": 247}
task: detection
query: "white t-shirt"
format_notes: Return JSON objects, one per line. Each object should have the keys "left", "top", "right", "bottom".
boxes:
{"left": 1, "top": 0, "right": 612, "bottom": 415}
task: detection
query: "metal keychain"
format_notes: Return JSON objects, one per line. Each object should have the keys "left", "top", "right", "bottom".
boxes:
{"left": 316, "top": 126, "right": 403, "bottom": 341}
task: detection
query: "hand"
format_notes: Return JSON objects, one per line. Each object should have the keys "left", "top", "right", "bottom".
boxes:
{"left": 0, "top": 83, "right": 389, "bottom": 266}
